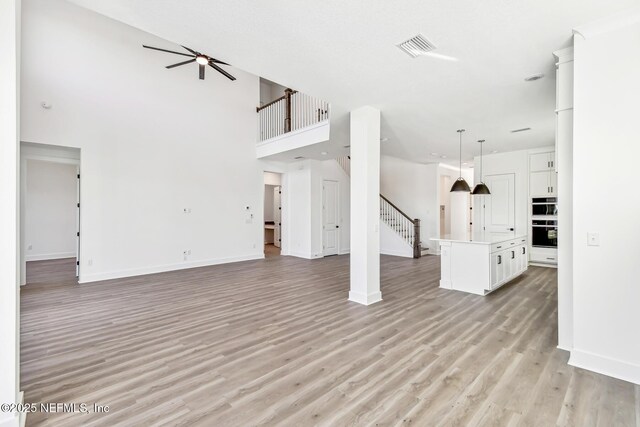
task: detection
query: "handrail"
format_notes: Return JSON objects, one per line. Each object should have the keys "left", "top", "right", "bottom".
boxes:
{"left": 380, "top": 194, "right": 415, "bottom": 224}
{"left": 337, "top": 156, "right": 421, "bottom": 258}
{"left": 256, "top": 89, "right": 297, "bottom": 113}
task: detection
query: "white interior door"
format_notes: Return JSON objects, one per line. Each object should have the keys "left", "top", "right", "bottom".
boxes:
{"left": 273, "top": 186, "right": 281, "bottom": 248}
{"left": 322, "top": 180, "right": 339, "bottom": 256}
{"left": 483, "top": 173, "right": 515, "bottom": 232}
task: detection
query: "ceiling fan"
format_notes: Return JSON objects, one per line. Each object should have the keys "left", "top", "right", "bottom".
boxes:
{"left": 142, "top": 44, "right": 236, "bottom": 81}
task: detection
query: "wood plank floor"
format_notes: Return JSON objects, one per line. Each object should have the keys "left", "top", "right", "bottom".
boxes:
{"left": 21, "top": 255, "right": 639, "bottom": 426}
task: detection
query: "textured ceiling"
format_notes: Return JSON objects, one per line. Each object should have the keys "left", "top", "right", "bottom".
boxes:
{"left": 66, "top": 0, "right": 639, "bottom": 164}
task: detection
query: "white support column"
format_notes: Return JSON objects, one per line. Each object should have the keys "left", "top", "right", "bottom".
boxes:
{"left": 349, "top": 106, "right": 381, "bottom": 305}
{"left": 554, "top": 46, "right": 574, "bottom": 352}
{"left": 0, "top": 1, "right": 22, "bottom": 426}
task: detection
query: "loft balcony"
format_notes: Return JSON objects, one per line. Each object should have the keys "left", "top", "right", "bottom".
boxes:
{"left": 256, "top": 89, "right": 330, "bottom": 159}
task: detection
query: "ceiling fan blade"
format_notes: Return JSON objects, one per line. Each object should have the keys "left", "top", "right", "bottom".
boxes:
{"left": 208, "top": 62, "right": 236, "bottom": 81}
{"left": 166, "top": 58, "right": 196, "bottom": 69}
{"left": 199, "top": 64, "right": 205, "bottom": 80}
{"left": 209, "top": 58, "right": 230, "bottom": 66}
{"left": 143, "top": 45, "right": 194, "bottom": 58}
{"left": 182, "top": 45, "right": 198, "bottom": 55}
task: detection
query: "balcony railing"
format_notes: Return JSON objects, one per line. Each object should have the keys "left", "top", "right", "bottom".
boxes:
{"left": 257, "top": 89, "right": 329, "bottom": 142}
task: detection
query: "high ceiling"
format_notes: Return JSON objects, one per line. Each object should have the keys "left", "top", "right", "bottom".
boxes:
{"left": 66, "top": 0, "right": 637, "bottom": 164}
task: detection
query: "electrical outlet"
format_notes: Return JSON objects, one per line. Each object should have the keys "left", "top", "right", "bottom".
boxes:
{"left": 183, "top": 208, "right": 192, "bottom": 214}
{"left": 27, "top": 244, "right": 32, "bottom": 251}
{"left": 587, "top": 232, "right": 600, "bottom": 246}
{"left": 183, "top": 249, "right": 191, "bottom": 260}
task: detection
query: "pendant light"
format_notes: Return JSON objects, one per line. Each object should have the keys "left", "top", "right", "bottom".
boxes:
{"left": 450, "top": 129, "right": 471, "bottom": 192}
{"left": 472, "top": 139, "right": 491, "bottom": 195}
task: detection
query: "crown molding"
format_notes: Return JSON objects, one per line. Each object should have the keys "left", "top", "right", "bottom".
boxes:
{"left": 573, "top": 6, "right": 640, "bottom": 40}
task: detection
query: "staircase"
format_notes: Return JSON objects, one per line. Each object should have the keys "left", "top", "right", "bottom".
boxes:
{"left": 336, "top": 156, "right": 422, "bottom": 258}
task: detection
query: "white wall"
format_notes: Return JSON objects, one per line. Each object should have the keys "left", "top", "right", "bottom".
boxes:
{"left": 282, "top": 158, "right": 350, "bottom": 259}
{"left": 263, "top": 171, "right": 281, "bottom": 186}
{"left": 0, "top": 0, "right": 21, "bottom": 425}
{"left": 282, "top": 165, "right": 312, "bottom": 257}
{"left": 554, "top": 47, "right": 574, "bottom": 352}
{"left": 21, "top": 0, "right": 264, "bottom": 283}
{"left": 259, "top": 79, "right": 287, "bottom": 106}
{"left": 570, "top": 13, "right": 640, "bottom": 385}
{"left": 380, "top": 155, "right": 473, "bottom": 253}
{"left": 25, "top": 159, "right": 77, "bottom": 261}
{"left": 380, "top": 156, "right": 435, "bottom": 249}
{"left": 473, "top": 147, "right": 554, "bottom": 236}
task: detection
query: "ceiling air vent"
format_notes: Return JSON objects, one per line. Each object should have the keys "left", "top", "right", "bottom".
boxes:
{"left": 397, "top": 34, "right": 436, "bottom": 58}
{"left": 294, "top": 156, "right": 305, "bottom": 159}
{"left": 511, "top": 127, "right": 531, "bottom": 133}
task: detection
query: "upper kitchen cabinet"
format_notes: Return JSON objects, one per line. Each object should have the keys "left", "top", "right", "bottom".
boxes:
{"left": 530, "top": 152, "right": 555, "bottom": 171}
{"left": 530, "top": 151, "right": 557, "bottom": 196}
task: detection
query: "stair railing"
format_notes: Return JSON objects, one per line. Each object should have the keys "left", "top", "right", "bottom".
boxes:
{"left": 257, "top": 89, "right": 330, "bottom": 142}
{"left": 336, "top": 156, "right": 421, "bottom": 258}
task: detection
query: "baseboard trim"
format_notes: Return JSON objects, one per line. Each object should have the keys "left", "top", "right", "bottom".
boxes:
{"left": 26, "top": 252, "right": 75, "bottom": 262}
{"left": 0, "top": 391, "right": 23, "bottom": 427}
{"left": 529, "top": 262, "right": 558, "bottom": 269}
{"left": 569, "top": 348, "right": 640, "bottom": 385}
{"left": 18, "top": 392, "right": 24, "bottom": 427}
{"left": 287, "top": 251, "right": 314, "bottom": 260}
{"left": 78, "top": 254, "right": 264, "bottom": 283}
{"left": 348, "top": 291, "right": 382, "bottom": 306}
{"left": 380, "top": 249, "right": 413, "bottom": 258}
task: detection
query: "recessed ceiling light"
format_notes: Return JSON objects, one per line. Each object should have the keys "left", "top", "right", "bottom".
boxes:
{"left": 524, "top": 74, "right": 544, "bottom": 82}
{"left": 430, "top": 152, "right": 438, "bottom": 156}
{"left": 511, "top": 127, "right": 531, "bottom": 133}
{"left": 380, "top": 137, "right": 389, "bottom": 142}
{"left": 440, "top": 155, "right": 447, "bottom": 159}
{"left": 320, "top": 151, "right": 328, "bottom": 155}
{"left": 463, "top": 162, "right": 468, "bottom": 165}
{"left": 491, "top": 150, "right": 498, "bottom": 154}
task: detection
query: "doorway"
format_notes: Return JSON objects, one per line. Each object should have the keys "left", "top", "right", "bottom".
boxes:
{"left": 21, "top": 143, "right": 81, "bottom": 284}
{"left": 322, "top": 180, "right": 340, "bottom": 256}
{"left": 263, "top": 171, "right": 282, "bottom": 258}
{"left": 439, "top": 175, "right": 452, "bottom": 237}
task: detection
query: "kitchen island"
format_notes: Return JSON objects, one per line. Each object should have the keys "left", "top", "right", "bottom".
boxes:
{"left": 433, "top": 232, "right": 528, "bottom": 296}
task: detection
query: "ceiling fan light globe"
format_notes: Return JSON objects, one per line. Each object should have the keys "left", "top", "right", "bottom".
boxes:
{"left": 195, "top": 55, "right": 208, "bottom": 65}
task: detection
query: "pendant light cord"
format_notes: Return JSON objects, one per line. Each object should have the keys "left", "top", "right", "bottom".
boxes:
{"left": 480, "top": 140, "right": 483, "bottom": 181}
{"left": 457, "top": 129, "right": 465, "bottom": 178}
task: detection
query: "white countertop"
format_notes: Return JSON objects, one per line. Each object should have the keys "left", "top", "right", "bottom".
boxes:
{"left": 432, "top": 232, "right": 527, "bottom": 245}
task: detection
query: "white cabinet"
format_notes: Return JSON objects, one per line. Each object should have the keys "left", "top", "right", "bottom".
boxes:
{"left": 489, "top": 240, "right": 528, "bottom": 291}
{"left": 491, "top": 252, "right": 505, "bottom": 288}
{"left": 529, "top": 151, "right": 557, "bottom": 196}
{"left": 530, "top": 152, "right": 554, "bottom": 172}
{"left": 437, "top": 234, "right": 528, "bottom": 296}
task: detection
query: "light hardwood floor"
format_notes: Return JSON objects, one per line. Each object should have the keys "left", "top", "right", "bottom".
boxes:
{"left": 21, "top": 255, "right": 638, "bottom": 426}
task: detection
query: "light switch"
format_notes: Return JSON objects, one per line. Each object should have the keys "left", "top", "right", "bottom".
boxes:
{"left": 587, "top": 232, "right": 600, "bottom": 246}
